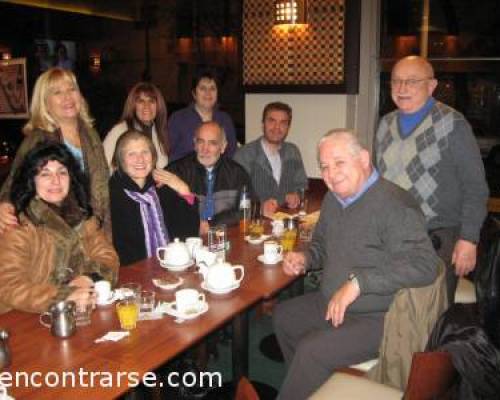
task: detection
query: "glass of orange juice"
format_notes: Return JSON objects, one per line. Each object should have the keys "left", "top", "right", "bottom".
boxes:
{"left": 281, "top": 228, "right": 298, "bottom": 251}
{"left": 116, "top": 298, "right": 139, "bottom": 330}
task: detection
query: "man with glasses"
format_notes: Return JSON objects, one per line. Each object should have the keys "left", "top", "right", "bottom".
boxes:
{"left": 374, "top": 55, "right": 489, "bottom": 304}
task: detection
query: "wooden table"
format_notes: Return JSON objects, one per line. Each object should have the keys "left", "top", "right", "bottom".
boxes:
{"left": 1, "top": 182, "right": 326, "bottom": 399}
{"left": 0, "top": 230, "right": 303, "bottom": 399}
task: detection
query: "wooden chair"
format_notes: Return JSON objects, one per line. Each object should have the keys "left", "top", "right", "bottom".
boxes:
{"left": 404, "top": 351, "right": 456, "bottom": 399}
{"left": 310, "top": 351, "right": 457, "bottom": 400}
{"left": 235, "top": 377, "right": 260, "bottom": 400}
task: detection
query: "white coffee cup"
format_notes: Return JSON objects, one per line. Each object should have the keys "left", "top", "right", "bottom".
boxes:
{"left": 95, "top": 280, "right": 112, "bottom": 305}
{"left": 186, "top": 237, "right": 203, "bottom": 258}
{"left": 195, "top": 246, "right": 218, "bottom": 266}
{"left": 263, "top": 240, "right": 283, "bottom": 263}
{"left": 175, "top": 288, "right": 206, "bottom": 315}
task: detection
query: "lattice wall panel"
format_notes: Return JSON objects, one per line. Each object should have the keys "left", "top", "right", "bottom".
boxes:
{"left": 243, "top": 0, "right": 345, "bottom": 86}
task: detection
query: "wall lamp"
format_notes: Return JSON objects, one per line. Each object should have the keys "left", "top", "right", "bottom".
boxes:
{"left": 274, "top": 0, "right": 307, "bottom": 25}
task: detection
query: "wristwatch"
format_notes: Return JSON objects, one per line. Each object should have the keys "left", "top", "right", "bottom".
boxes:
{"left": 348, "top": 272, "right": 359, "bottom": 290}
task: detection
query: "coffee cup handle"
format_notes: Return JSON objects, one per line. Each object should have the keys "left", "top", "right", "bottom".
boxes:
{"left": 198, "top": 293, "right": 206, "bottom": 304}
{"left": 156, "top": 247, "right": 165, "bottom": 261}
{"left": 233, "top": 265, "right": 245, "bottom": 284}
{"left": 39, "top": 312, "right": 52, "bottom": 328}
{"left": 277, "top": 245, "right": 283, "bottom": 255}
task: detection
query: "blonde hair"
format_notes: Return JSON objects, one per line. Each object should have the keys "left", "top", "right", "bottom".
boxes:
{"left": 23, "top": 67, "right": 94, "bottom": 135}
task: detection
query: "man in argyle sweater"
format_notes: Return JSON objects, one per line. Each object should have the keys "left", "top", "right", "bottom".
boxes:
{"left": 375, "top": 55, "right": 489, "bottom": 304}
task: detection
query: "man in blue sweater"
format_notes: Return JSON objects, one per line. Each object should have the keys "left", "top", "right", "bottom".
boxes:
{"left": 375, "top": 56, "right": 489, "bottom": 303}
{"left": 273, "top": 129, "right": 438, "bottom": 399}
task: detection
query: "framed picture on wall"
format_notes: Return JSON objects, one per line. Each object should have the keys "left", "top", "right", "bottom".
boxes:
{"left": 0, "top": 57, "right": 29, "bottom": 119}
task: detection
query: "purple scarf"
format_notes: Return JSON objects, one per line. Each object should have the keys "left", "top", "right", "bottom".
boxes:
{"left": 124, "top": 186, "right": 169, "bottom": 257}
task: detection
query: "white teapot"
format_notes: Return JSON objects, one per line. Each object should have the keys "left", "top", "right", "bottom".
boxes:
{"left": 157, "top": 238, "right": 191, "bottom": 266}
{"left": 198, "top": 260, "right": 244, "bottom": 290}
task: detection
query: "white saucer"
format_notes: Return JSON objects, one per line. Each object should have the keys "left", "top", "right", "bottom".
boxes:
{"left": 245, "top": 234, "right": 271, "bottom": 245}
{"left": 161, "top": 301, "right": 209, "bottom": 320}
{"left": 257, "top": 254, "right": 283, "bottom": 265}
{"left": 152, "top": 277, "right": 184, "bottom": 290}
{"left": 201, "top": 281, "right": 239, "bottom": 295}
{"left": 159, "top": 260, "right": 193, "bottom": 272}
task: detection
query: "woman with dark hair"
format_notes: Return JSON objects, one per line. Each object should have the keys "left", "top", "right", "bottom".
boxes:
{"left": 0, "top": 67, "right": 110, "bottom": 236}
{"left": 109, "top": 130, "right": 199, "bottom": 266}
{"left": 104, "top": 82, "right": 169, "bottom": 169}
{"left": 167, "top": 70, "right": 237, "bottom": 162}
{"left": 0, "top": 142, "right": 119, "bottom": 314}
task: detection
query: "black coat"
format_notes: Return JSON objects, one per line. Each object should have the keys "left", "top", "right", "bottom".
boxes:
{"left": 109, "top": 171, "right": 199, "bottom": 266}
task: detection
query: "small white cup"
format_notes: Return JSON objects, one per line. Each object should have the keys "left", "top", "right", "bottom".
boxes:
{"left": 263, "top": 240, "right": 283, "bottom": 263}
{"left": 186, "top": 237, "right": 203, "bottom": 258}
{"left": 95, "top": 280, "right": 112, "bottom": 305}
{"left": 175, "top": 288, "right": 206, "bottom": 315}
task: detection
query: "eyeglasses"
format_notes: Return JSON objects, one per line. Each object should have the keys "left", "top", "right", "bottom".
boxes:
{"left": 390, "top": 78, "right": 433, "bottom": 89}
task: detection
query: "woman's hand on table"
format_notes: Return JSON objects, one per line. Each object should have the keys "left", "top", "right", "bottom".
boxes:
{"left": 285, "top": 192, "right": 300, "bottom": 209}
{"left": 153, "top": 169, "right": 191, "bottom": 196}
{"left": 0, "top": 201, "right": 19, "bottom": 234}
{"left": 68, "top": 275, "right": 94, "bottom": 289}
{"left": 283, "top": 251, "right": 306, "bottom": 276}
{"left": 67, "top": 287, "right": 96, "bottom": 311}
{"left": 262, "top": 198, "right": 279, "bottom": 218}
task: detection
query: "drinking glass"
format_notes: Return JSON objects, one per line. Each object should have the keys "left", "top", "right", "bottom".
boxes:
{"left": 116, "top": 298, "right": 139, "bottom": 330}
{"left": 120, "top": 283, "right": 141, "bottom": 301}
{"left": 208, "top": 224, "right": 227, "bottom": 254}
{"left": 298, "top": 189, "right": 308, "bottom": 216}
{"left": 75, "top": 303, "right": 92, "bottom": 326}
{"left": 140, "top": 290, "right": 156, "bottom": 314}
{"left": 281, "top": 228, "right": 298, "bottom": 251}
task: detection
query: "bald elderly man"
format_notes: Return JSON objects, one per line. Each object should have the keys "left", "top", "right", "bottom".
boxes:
{"left": 273, "top": 129, "right": 438, "bottom": 399}
{"left": 374, "top": 55, "right": 489, "bottom": 304}
{"left": 156, "top": 121, "right": 252, "bottom": 235}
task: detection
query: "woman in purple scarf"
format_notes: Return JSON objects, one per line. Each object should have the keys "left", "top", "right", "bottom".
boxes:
{"left": 109, "top": 130, "right": 199, "bottom": 266}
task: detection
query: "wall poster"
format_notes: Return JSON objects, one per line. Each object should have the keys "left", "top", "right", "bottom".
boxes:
{"left": 0, "top": 58, "right": 29, "bottom": 119}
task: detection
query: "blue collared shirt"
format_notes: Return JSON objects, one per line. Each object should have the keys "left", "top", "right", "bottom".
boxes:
{"left": 334, "top": 169, "right": 380, "bottom": 208}
{"left": 398, "top": 97, "right": 435, "bottom": 138}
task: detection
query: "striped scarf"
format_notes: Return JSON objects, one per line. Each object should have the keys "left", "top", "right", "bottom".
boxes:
{"left": 124, "top": 186, "right": 169, "bottom": 257}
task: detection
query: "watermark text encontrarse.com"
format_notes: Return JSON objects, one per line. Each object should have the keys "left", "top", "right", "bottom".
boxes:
{"left": 0, "top": 368, "right": 222, "bottom": 389}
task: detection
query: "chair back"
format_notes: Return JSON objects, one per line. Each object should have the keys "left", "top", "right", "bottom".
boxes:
{"left": 235, "top": 377, "right": 260, "bottom": 400}
{"left": 404, "top": 351, "right": 456, "bottom": 400}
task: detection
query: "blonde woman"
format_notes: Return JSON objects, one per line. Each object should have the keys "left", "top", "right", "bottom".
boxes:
{"left": 0, "top": 67, "right": 110, "bottom": 235}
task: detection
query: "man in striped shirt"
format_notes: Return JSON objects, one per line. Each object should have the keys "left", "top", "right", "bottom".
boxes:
{"left": 234, "top": 102, "right": 307, "bottom": 217}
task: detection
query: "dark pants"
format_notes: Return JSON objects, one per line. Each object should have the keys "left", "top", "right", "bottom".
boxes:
{"left": 429, "top": 227, "right": 460, "bottom": 305}
{"left": 273, "top": 292, "right": 385, "bottom": 400}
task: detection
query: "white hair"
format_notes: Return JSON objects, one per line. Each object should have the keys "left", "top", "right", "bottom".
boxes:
{"left": 316, "top": 129, "right": 364, "bottom": 163}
